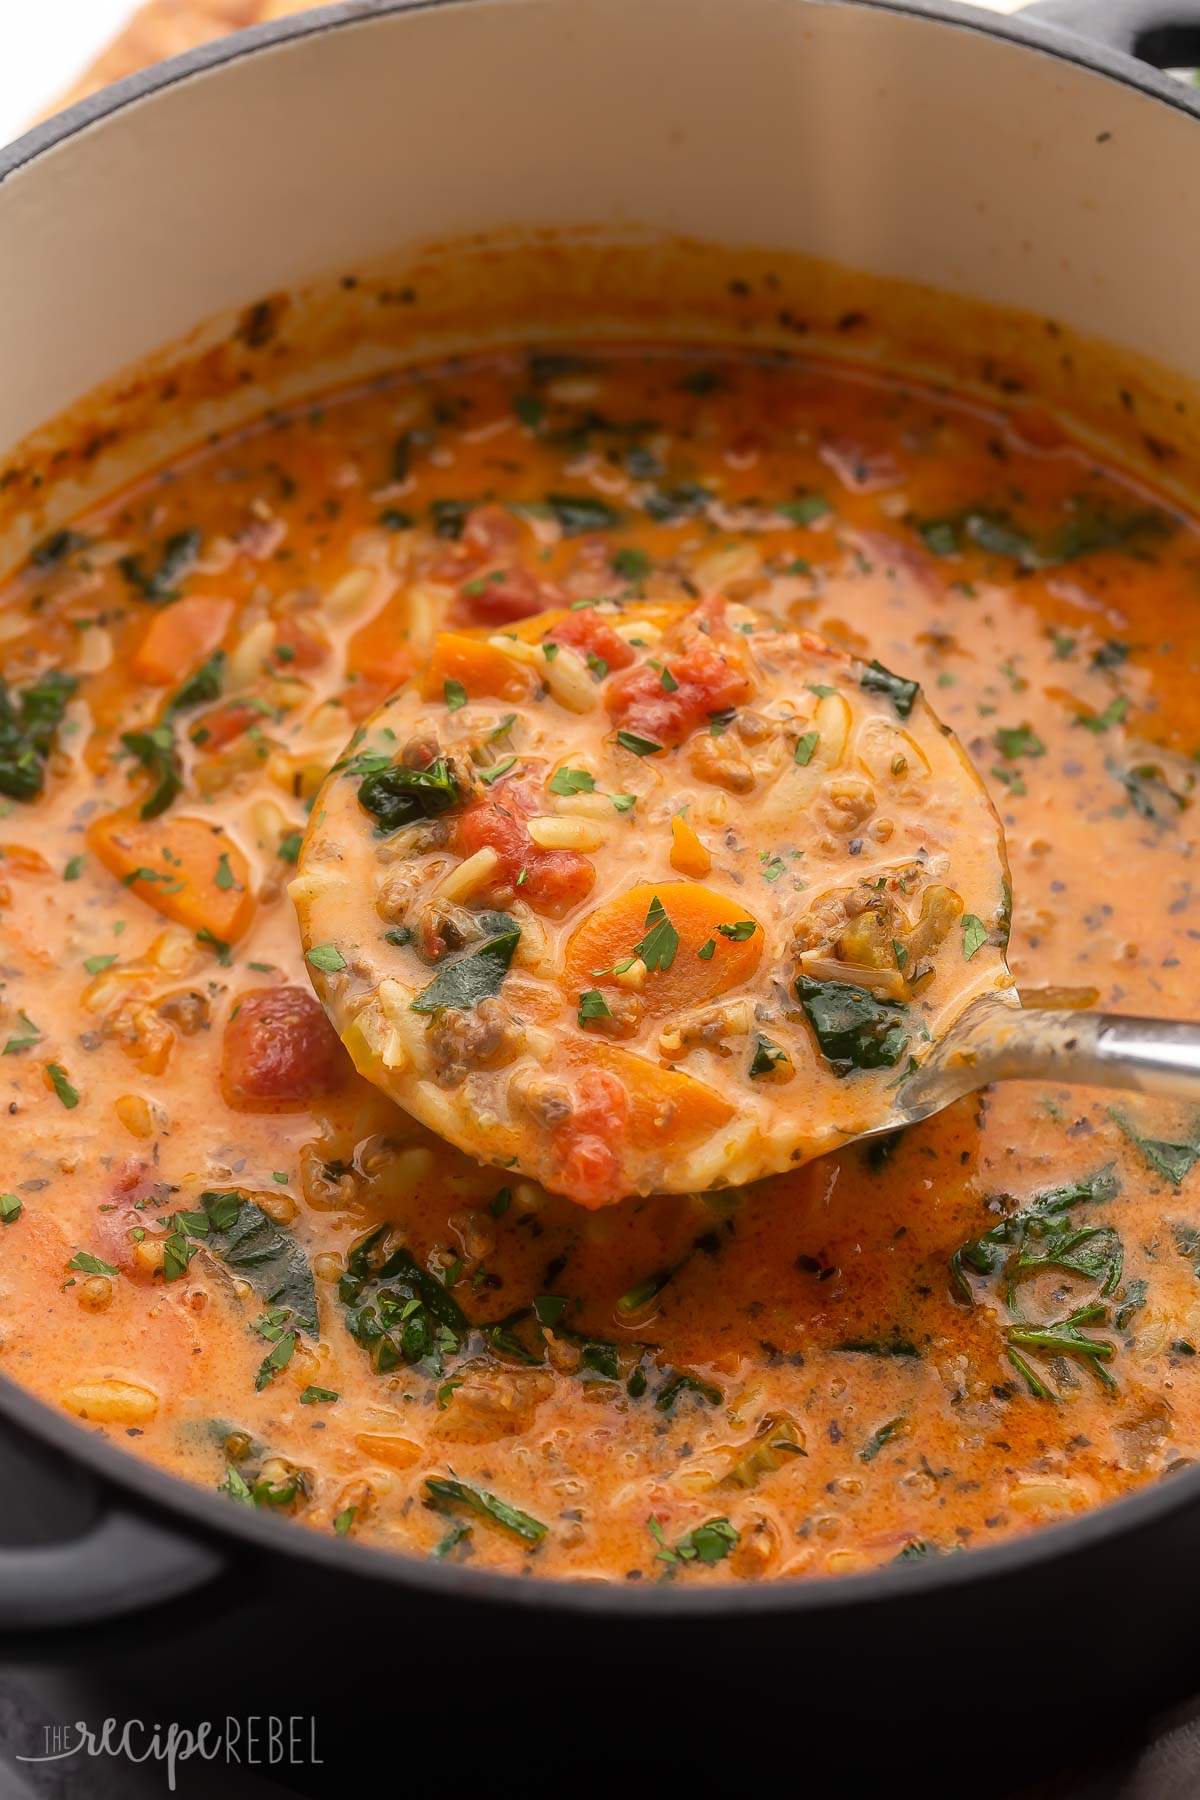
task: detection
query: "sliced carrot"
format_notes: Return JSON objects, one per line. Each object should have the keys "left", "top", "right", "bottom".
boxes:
{"left": 131, "top": 595, "right": 233, "bottom": 687}
{"left": 87, "top": 808, "right": 255, "bottom": 943}
{"left": 506, "top": 599, "right": 691, "bottom": 646}
{"left": 0, "top": 844, "right": 52, "bottom": 875}
{"left": 562, "top": 880, "right": 762, "bottom": 1017}
{"left": 553, "top": 1040, "right": 735, "bottom": 1206}
{"left": 589, "top": 1042, "right": 735, "bottom": 1141}
{"left": 343, "top": 597, "right": 416, "bottom": 720}
{"left": 353, "top": 1432, "right": 421, "bottom": 1471}
{"left": 669, "top": 815, "right": 712, "bottom": 878}
{"left": 420, "top": 632, "right": 537, "bottom": 704}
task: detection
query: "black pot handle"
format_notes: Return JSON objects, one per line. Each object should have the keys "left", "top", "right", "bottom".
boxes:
{"left": 0, "top": 1509, "right": 225, "bottom": 1631}
{"left": 1022, "top": 0, "right": 1200, "bottom": 67}
{"left": 0, "top": 1396, "right": 223, "bottom": 1631}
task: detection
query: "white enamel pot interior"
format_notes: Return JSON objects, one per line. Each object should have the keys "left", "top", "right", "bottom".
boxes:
{"left": 0, "top": 0, "right": 1199, "bottom": 459}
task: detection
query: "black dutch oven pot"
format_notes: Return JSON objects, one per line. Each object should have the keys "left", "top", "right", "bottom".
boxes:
{"left": 2, "top": 2, "right": 1200, "bottom": 1787}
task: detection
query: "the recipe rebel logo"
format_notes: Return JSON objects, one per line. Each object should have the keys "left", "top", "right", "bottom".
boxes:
{"left": 17, "top": 1714, "right": 322, "bottom": 1791}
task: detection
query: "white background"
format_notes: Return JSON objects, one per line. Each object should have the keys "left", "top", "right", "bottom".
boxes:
{"left": 0, "top": 0, "right": 155, "bottom": 148}
{"left": 0, "top": 0, "right": 1029, "bottom": 152}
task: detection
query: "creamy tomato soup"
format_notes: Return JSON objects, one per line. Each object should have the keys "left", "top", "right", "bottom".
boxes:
{"left": 1, "top": 341, "right": 1198, "bottom": 1579}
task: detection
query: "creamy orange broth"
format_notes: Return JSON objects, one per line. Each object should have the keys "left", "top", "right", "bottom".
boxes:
{"left": 2, "top": 343, "right": 1200, "bottom": 1580}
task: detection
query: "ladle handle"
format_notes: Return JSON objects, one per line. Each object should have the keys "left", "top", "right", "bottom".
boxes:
{"left": 902, "top": 1009, "right": 1200, "bottom": 1114}
{"left": 960, "top": 1010, "right": 1200, "bottom": 1101}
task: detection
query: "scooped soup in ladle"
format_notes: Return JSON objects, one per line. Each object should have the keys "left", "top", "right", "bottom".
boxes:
{"left": 293, "top": 597, "right": 1017, "bottom": 1201}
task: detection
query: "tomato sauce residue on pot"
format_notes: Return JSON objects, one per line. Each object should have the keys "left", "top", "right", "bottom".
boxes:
{"left": 2, "top": 342, "right": 1199, "bottom": 1580}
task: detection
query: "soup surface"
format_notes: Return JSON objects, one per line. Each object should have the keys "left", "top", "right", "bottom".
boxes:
{"left": 2, "top": 343, "right": 1199, "bottom": 1580}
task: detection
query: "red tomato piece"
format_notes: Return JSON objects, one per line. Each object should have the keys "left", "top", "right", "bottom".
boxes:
{"left": 463, "top": 504, "right": 521, "bottom": 559}
{"left": 553, "top": 1070, "right": 629, "bottom": 1207}
{"left": 273, "top": 613, "right": 330, "bottom": 669}
{"left": 455, "top": 564, "right": 557, "bottom": 626}
{"left": 221, "top": 987, "right": 346, "bottom": 1109}
{"left": 454, "top": 776, "right": 595, "bottom": 915}
{"left": 191, "top": 700, "right": 261, "bottom": 751}
{"left": 606, "top": 633, "right": 751, "bottom": 746}
{"left": 546, "top": 609, "right": 635, "bottom": 672}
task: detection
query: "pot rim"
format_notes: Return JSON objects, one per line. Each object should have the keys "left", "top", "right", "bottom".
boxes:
{"left": 3, "top": 0, "right": 1200, "bottom": 189}
{"left": 1, "top": 0, "right": 1197, "bottom": 1618}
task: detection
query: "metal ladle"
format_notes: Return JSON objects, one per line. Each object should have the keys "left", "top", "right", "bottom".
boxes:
{"left": 869, "top": 994, "right": 1200, "bottom": 1149}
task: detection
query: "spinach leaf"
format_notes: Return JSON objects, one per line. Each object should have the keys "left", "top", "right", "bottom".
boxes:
{"left": 650, "top": 1514, "right": 738, "bottom": 1569}
{"left": 29, "top": 528, "right": 88, "bottom": 568}
{"left": 893, "top": 1539, "right": 952, "bottom": 1563}
{"left": 913, "top": 503, "right": 1170, "bottom": 571}
{"left": 962, "top": 511, "right": 1042, "bottom": 565}
{"left": 1007, "top": 1301, "right": 1117, "bottom": 1392}
{"left": 119, "top": 529, "right": 202, "bottom": 602}
{"left": 410, "top": 928, "right": 520, "bottom": 1013}
{"left": 834, "top": 1337, "right": 920, "bottom": 1358}
{"left": 1110, "top": 759, "right": 1189, "bottom": 826}
{"left": 776, "top": 494, "right": 831, "bottom": 526}
{"left": 1014, "top": 1220, "right": 1123, "bottom": 1296}
{"left": 641, "top": 482, "right": 711, "bottom": 523}
{"left": 961, "top": 914, "right": 988, "bottom": 961}
{"left": 795, "top": 974, "right": 909, "bottom": 1076}
{"left": 255, "top": 1325, "right": 296, "bottom": 1392}
{"left": 168, "top": 651, "right": 225, "bottom": 714}
{"left": 358, "top": 756, "right": 459, "bottom": 833}
{"left": 120, "top": 724, "right": 183, "bottom": 819}
{"left": 1048, "top": 502, "right": 1172, "bottom": 564}
{"left": 546, "top": 493, "right": 620, "bottom": 536}
{"left": 425, "top": 1476, "right": 547, "bottom": 1544}
{"left": 430, "top": 500, "right": 472, "bottom": 540}
{"left": 655, "top": 1370, "right": 722, "bottom": 1413}
{"left": 995, "top": 724, "right": 1045, "bottom": 761}
{"left": 915, "top": 519, "right": 961, "bottom": 558}
{"left": 860, "top": 1416, "right": 906, "bottom": 1462}
{"left": 859, "top": 659, "right": 919, "bottom": 719}
{"left": 950, "top": 1163, "right": 1119, "bottom": 1302}
{"left": 1114, "top": 1277, "right": 1149, "bottom": 1331}
{"left": 193, "top": 1190, "right": 318, "bottom": 1335}
{"left": 578, "top": 1338, "right": 621, "bottom": 1380}
{"left": 0, "top": 670, "right": 78, "bottom": 801}
{"left": 612, "top": 546, "right": 650, "bottom": 581}
{"left": 528, "top": 351, "right": 593, "bottom": 384}
{"left": 339, "top": 1224, "right": 469, "bottom": 1373}
{"left": 748, "top": 1034, "right": 788, "bottom": 1079}
{"left": 1110, "top": 1107, "right": 1200, "bottom": 1185}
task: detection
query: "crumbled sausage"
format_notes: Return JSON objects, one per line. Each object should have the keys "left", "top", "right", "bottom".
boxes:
{"left": 427, "top": 997, "right": 524, "bottom": 1088}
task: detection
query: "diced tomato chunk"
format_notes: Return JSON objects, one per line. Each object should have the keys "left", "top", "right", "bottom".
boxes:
{"left": 464, "top": 504, "right": 521, "bottom": 559}
{"left": 343, "top": 597, "right": 415, "bottom": 719}
{"left": 455, "top": 564, "right": 556, "bottom": 626}
{"left": 545, "top": 610, "right": 635, "bottom": 672}
{"left": 273, "top": 613, "right": 330, "bottom": 669}
{"left": 454, "top": 776, "right": 595, "bottom": 915}
{"left": 132, "top": 595, "right": 232, "bottom": 687}
{"left": 553, "top": 1070, "right": 629, "bottom": 1207}
{"left": 606, "top": 633, "right": 751, "bottom": 746}
{"left": 191, "top": 700, "right": 260, "bottom": 751}
{"left": 341, "top": 661, "right": 415, "bottom": 723}
{"left": 221, "top": 986, "right": 346, "bottom": 1109}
